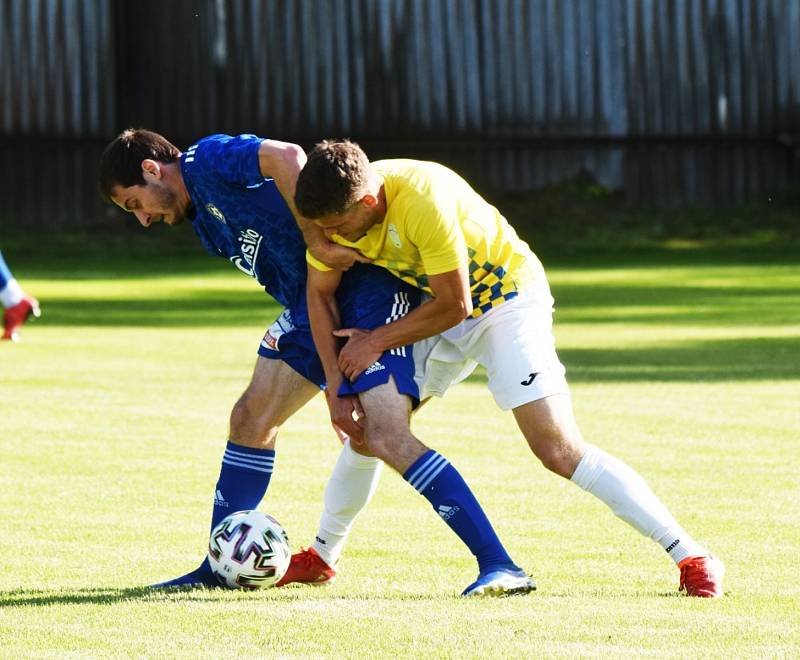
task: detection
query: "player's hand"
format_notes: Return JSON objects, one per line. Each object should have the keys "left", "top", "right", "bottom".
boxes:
{"left": 325, "top": 390, "right": 365, "bottom": 443}
{"left": 312, "top": 241, "right": 371, "bottom": 271}
{"left": 334, "top": 328, "right": 382, "bottom": 381}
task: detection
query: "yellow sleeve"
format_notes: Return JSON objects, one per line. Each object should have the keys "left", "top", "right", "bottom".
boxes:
{"left": 405, "top": 196, "right": 466, "bottom": 275}
{"left": 305, "top": 249, "right": 334, "bottom": 272}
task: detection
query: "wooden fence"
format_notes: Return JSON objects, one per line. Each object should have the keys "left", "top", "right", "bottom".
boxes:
{"left": 2, "top": 0, "right": 799, "bottom": 140}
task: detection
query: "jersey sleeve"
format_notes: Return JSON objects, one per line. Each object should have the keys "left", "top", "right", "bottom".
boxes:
{"left": 404, "top": 195, "right": 467, "bottom": 275}
{"left": 199, "top": 134, "right": 266, "bottom": 187}
{"left": 306, "top": 250, "right": 334, "bottom": 272}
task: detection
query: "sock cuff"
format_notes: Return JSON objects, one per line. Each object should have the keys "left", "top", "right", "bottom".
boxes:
{"left": 570, "top": 444, "right": 605, "bottom": 489}
{"left": 343, "top": 439, "right": 382, "bottom": 469}
{"left": 222, "top": 441, "right": 275, "bottom": 474}
{"left": 403, "top": 450, "right": 450, "bottom": 493}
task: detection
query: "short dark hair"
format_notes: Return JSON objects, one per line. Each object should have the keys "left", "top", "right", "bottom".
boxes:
{"left": 295, "top": 139, "right": 371, "bottom": 218}
{"left": 98, "top": 128, "right": 180, "bottom": 201}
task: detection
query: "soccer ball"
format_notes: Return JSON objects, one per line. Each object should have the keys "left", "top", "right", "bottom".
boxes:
{"left": 207, "top": 510, "right": 291, "bottom": 589}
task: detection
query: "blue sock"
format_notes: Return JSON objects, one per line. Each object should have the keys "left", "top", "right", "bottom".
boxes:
{"left": 152, "top": 442, "right": 275, "bottom": 587}
{"left": 210, "top": 442, "right": 276, "bottom": 529}
{"left": 403, "top": 450, "right": 515, "bottom": 573}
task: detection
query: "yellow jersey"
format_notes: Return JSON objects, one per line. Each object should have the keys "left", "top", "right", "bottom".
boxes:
{"left": 307, "top": 159, "right": 544, "bottom": 317}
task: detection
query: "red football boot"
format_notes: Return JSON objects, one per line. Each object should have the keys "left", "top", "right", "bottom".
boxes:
{"left": 2, "top": 296, "right": 40, "bottom": 341}
{"left": 679, "top": 555, "right": 725, "bottom": 597}
{"left": 276, "top": 547, "right": 336, "bottom": 587}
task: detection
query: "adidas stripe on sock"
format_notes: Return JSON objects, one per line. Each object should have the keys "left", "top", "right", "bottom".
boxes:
{"left": 211, "top": 441, "right": 275, "bottom": 530}
{"left": 404, "top": 450, "right": 514, "bottom": 572}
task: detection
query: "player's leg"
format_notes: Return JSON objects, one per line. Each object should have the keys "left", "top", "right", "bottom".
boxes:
{"left": 277, "top": 436, "right": 382, "bottom": 586}
{"left": 469, "top": 289, "right": 723, "bottom": 596}
{"left": 152, "top": 355, "right": 320, "bottom": 587}
{"left": 357, "top": 377, "right": 535, "bottom": 597}
{"left": 514, "top": 396, "right": 723, "bottom": 596}
{"left": 0, "top": 250, "right": 40, "bottom": 341}
{"left": 279, "top": 270, "right": 417, "bottom": 586}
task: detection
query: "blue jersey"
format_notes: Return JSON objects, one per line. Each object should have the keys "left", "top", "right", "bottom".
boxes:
{"left": 180, "top": 134, "right": 411, "bottom": 331}
{"left": 182, "top": 134, "right": 306, "bottom": 310}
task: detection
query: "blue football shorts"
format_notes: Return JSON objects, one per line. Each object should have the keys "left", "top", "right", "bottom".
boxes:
{"left": 257, "top": 268, "right": 423, "bottom": 405}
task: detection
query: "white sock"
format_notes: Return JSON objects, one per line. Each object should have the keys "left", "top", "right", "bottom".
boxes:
{"left": 570, "top": 445, "right": 707, "bottom": 565}
{"left": 0, "top": 279, "right": 24, "bottom": 308}
{"left": 311, "top": 439, "right": 383, "bottom": 567}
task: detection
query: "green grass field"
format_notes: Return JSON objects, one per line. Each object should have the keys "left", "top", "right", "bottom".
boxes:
{"left": 0, "top": 234, "right": 798, "bottom": 658}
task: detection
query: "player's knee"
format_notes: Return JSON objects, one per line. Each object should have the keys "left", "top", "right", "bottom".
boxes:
{"left": 538, "top": 450, "right": 576, "bottom": 478}
{"left": 362, "top": 426, "right": 391, "bottom": 460}
{"left": 362, "top": 420, "right": 401, "bottom": 462}
{"left": 229, "top": 390, "right": 277, "bottom": 449}
{"left": 529, "top": 434, "right": 584, "bottom": 478}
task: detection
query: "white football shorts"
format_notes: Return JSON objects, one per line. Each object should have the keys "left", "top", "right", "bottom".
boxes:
{"left": 419, "top": 278, "right": 569, "bottom": 410}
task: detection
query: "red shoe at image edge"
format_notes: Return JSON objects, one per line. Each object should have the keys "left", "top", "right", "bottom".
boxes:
{"left": 2, "top": 296, "right": 40, "bottom": 341}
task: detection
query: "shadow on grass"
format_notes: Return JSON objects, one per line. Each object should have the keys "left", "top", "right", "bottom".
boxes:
{"left": 33, "top": 276, "right": 800, "bottom": 329}
{"left": 34, "top": 294, "right": 283, "bottom": 328}
{"left": 0, "top": 586, "right": 288, "bottom": 607}
{"left": 0, "top": 586, "right": 443, "bottom": 607}
{"left": 464, "top": 336, "right": 800, "bottom": 383}
{"left": 554, "top": 284, "right": 800, "bottom": 326}
{"left": 0, "top": 587, "right": 179, "bottom": 607}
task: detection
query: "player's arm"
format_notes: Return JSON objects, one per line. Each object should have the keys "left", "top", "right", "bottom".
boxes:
{"left": 258, "top": 140, "right": 368, "bottom": 271}
{"left": 306, "top": 264, "right": 366, "bottom": 441}
{"left": 335, "top": 265, "right": 472, "bottom": 381}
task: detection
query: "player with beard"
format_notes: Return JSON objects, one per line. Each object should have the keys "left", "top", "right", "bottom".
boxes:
{"left": 99, "top": 129, "right": 532, "bottom": 596}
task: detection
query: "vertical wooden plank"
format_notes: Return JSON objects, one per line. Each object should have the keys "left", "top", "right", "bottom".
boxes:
{"left": 642, "top": 0, "right": 663, "bottom": 135}
{"left": 681, "top": 1, "right": 698, "bottom": 134}
{"left": 427, "top": 0, "right": 448, "bottom": 133}
{"left": 690, "top": 0, "right": 711, "bottom": 134}
{"left": 510, "top": 0, "right": 530, "bottom": 135}
{"left": 317, "top": 0, "right": 334, "bottom": 134}
{"left": 266, "top": 0, "right": 286, "bottom": 134}
{"left": 594, "top": 0, "right": 608, "bottom": 135}
{"left": 544, "top": 0, "right": 562, "bottom": 135}
{"left": 528, "top": 0, "right": 546, "bottom": 135}
{"left": 80, "top": 0, "right": 98, "bottom": 135}
{"left": 371, "top": 0, "right": 391, "bottom": 136}
{"left": 50, "top": 0, "right": 68, "bottom": 135}
{"left": 14, "top": 0, "right": 30, "bottom": 133}
{"left": 673, "top": 0, "right": 690, "bottom": 134}
{"left": 577, "top": 0, "right": 595, "bottom": 135}
{"left": 443, "top": 0, "right": 467, "bottom": 133}
{"left": 34, "top": 0, "right": 50, "bottom": 133}
{"left": 660, "top": 0, "right": 680, "bottom": 135}
{"left": 461, "top": 0, "right": 482, "bottom": 132}
{"left": 479, "top": 0, "right": 497, "bottom": 132}
{"left": 494, "top": 0, "right": 512, "bottom": 131}
{"left": 624, "top": 0, "right": 646, "bottom": 136}
{"left": 98, "top": 0, "right": 115, "bottom": 136}
{"left": 561, "top": 0, "right": 578, "bottom": 132}
{"left": 607, "top": 0, "right": 628, "bottom": 136}
{"left": 723, "top": 0, "right": 743, "bottom": 134}
{"left": 754, "top": 0, "right": 774, "bottom": 135}
{"left": 332, "top": 0, "right": 352, "bottom": 133}
{"left": 788, "top": 0, "right": 800, "bottom": 126}
{"left": 738, "top": 0, "right": 753, "bottom": 135}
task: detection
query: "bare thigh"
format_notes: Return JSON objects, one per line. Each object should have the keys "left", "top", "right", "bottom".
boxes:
{"left": 229, "top": 357, "right": 321, "bottom": 448}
